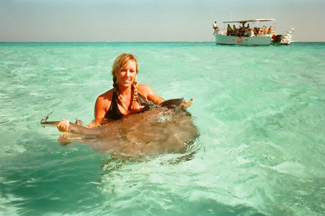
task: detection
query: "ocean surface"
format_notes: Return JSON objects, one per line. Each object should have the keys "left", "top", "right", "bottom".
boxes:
{"left": 0, "top": 42, "right": 324, "bottom": 216}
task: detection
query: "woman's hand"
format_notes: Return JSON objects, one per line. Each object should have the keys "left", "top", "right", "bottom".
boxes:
{"left": 182, "top": 98, "right": 194, "bottom": 108}
{"left": 57, "top": 119, "right": 70, "bottom": 132}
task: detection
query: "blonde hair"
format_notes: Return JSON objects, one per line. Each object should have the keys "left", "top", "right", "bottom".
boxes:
{"left": 111, "top": 53, "right": 139, "bottom": 107}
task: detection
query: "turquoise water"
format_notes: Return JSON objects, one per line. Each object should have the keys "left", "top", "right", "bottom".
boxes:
{"left": 0, "top": 42, "right": 324, "bottom": 215}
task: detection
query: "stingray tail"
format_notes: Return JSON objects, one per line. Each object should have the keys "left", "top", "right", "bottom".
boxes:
{"left": 41, "top": 112, "right": 53, "bottom": 124}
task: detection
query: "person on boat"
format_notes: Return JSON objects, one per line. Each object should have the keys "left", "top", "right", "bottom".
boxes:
{"left": 267, "top": 26, "right": 274, "bottom": 34}
{"left": 227, "top": 24, "right": 232, "bottom": 36}
{"left": 262, "top": 26, "right": 267, "bottom": 35}
{"left": 258, "top": 27, "right": 262, "bottom": 36}
{"left": 57, "top": 53, "right": 193, "bottom": 132}
{"left": 253, "top": 27, "right": 258, "bottom": 37}
{"left": 239, "top": 25, "right": 246, "bottom": 37}
{"left": 232, "top": 25, "right": 238, "bottom": 36}
{"left": 213, "top": 21, "right": 219, "bottom": 34}
{"left": 248, "top": 28, "right": 254, "bottom": 37}
{"left": 245, "top": 24, "right": 250, "bottom": 36}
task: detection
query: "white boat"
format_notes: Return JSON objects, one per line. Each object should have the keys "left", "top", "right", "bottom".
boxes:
{"left": 213, "top": 19, "right": 294, "bottom": 46}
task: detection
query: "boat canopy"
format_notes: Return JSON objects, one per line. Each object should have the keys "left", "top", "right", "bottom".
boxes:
{"left": 223, "top": 19, "right": 275, "bottom": 24}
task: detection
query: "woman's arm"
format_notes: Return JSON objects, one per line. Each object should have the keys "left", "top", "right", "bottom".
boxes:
{"left": 137, "top": 83, "right": 193, "bottom": 107}
{"left": 89, "top": 91, "right": 112, "bottom": 127}
{"left": 137, "top": 83, "right": 164, "bottom": 104}
{"left": 57, "top": 90, "right": 112, "bottom": 131}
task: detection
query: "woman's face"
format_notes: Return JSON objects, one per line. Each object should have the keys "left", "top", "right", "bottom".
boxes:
{"left": 115, "top": 60, "right": 137, "bottom": 88}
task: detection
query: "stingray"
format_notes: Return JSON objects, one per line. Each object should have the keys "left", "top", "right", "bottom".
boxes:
{"left": 41, "top": 98, "right": 200, "bottom": 158}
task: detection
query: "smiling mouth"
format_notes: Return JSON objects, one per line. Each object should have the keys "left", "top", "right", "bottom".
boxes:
{"left": 122, "top": 78, "right": 132, "bottom": 84}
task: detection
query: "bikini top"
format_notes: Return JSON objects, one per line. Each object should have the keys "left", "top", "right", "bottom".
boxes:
{"left": 105, "top": 91, "right": 150, "bottom": 121}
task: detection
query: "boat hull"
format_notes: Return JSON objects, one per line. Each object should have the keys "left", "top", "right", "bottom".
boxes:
{"left": 215, "top": 34, "right": 272, "bottom": 46}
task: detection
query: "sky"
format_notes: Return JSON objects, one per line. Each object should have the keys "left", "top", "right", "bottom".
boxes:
{"left": 0, "top": 0, "right": 324, "bottom": 42}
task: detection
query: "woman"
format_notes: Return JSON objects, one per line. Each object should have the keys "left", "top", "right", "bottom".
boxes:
{"left": 57, "top": 53, "right": 165, "bottom": 132}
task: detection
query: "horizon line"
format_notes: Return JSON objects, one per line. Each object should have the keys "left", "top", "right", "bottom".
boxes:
{"left": 0, "top": 40, "right": 324, "bottom": 43}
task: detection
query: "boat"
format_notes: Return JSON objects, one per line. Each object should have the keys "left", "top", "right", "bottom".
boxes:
{"left": 213, "top": 19, "right": 294, "bottom": 46}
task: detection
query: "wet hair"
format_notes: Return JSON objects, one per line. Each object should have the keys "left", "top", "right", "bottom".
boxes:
{"left": 111, "top": 53, "right": 139, "bottom": 106}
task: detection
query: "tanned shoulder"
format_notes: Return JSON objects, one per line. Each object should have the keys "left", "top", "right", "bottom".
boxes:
{"left": 137, "top": 83, "right": 149, "bottom": 94}
{"left": 98, "top": 89, "right": 114, "bottom": 101}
